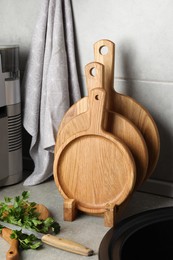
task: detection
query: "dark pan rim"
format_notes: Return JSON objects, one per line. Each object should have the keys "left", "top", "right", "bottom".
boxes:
{"left": 99, "top": 206, "right": 173, "bottom": 260}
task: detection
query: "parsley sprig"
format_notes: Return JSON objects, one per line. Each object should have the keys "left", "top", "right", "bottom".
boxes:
{"left": 0, "top": 191, "right": 60, "bottom": 249}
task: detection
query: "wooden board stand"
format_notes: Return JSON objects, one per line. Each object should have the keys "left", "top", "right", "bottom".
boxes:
{"left": 63, "top": 198, "right": 117, "bottom": 227}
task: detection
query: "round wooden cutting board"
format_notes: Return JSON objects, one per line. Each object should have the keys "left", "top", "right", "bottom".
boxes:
{"left": 54, "top": 88, "right": 136, "bottom": 214}
{"left": 55, "top": 39, "right": 160, "bottom": 182}
{"left": 94, "top": 39, "right": 160, "bottom": 179}
{"left": 55, "top": 62, "right": 148, "bottom": 188}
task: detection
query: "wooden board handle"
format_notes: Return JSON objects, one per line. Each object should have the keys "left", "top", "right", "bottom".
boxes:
{"left": 41, "top": 234, "right": 94, "bottom": 256}
{"left": 2, "top": 228, "right": 19, "bottom": 260}
{"left": 88, "top": 88, "right": 106, "bottom": 134}
{"left": 94, "top": 39, "right": 115, "bottom": 109}
{"left": 85, "top": 62, "right": 104, "bottom": 92}
{"left": 85, "top": 62, "right": 106, "bottom": 134}
{"left": 6, "top": 241, "right": 19, "bottom": 260}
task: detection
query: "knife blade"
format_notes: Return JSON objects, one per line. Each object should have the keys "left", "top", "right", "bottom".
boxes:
{"left": 0, "top": 221, "right": 94, "bottom": 256}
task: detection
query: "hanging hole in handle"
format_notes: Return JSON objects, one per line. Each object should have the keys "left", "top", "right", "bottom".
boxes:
{"left": 99, "top": 45, "right": 108, "bottom": 55}
{"left": 90, "top": 67, "right": 96, "bottom": 77}
{"left": 95, "top": 95, "right": 99, "bottom": 100}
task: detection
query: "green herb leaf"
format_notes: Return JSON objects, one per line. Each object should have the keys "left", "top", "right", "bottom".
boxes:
{"left": 22, "top": 191, "right": 30, "bottom": 200}
{"left": 10, "top": 230, "right": 42, "bottom": 250}
{"left": 4, "top": 197, "right": 12, "bottom": 203}
{"left": 51, "top": 221, "right": 61, "bottom": 234}
{"left": 0, "top": 191, "right": 61, "bottom": 250}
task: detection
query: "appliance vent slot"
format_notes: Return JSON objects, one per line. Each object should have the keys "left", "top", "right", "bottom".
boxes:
{"left": 0, "top": 106, "right": 7, "bottom": 118}
{"left": 8, "top": 113, "right": 22, "bottom": 152}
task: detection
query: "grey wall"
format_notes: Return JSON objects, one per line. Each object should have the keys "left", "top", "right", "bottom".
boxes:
{"left": 0, "top": 0, "right": 173, "bottom": 196}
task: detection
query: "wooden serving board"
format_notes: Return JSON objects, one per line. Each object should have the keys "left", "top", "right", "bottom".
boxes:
{"left": 1, "top": 204, "right": 94, "bottom": 257}
{"left": 55, "top": 39, "right": 160, "bottom": 181}
{"left": 0, "top": 204, "right": 50, "bottom": 260}
{"left": 55, "top": 62, "right": 148, "bottom": 188}
{"left": 94, "top": 39, "right": 160, "bottom": 179}
{"left": 54, "top": 85, "right": 136, "bottom": 227}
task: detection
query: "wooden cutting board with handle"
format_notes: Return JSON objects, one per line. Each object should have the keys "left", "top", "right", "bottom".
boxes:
{"left": 55, "top": 39, "right": 160, "bottom": 181}
{"left": 1, "top": 203, "right": 94, "bottom": 258}
{"left": 54, "top": 74, "right": 136, "bottom": 226}
{"left": 0, "top": 204, "right": 50, "bottom": 260}
{"left": 94, "top": 39, "right": 160, "bottom": 179}
{"left": 55, "top": 62, "right": 148, "bottom": 188}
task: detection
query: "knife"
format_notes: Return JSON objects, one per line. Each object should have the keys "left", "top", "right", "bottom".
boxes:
{"left": 0, "top": 221, "right": 94, "bottom": 256}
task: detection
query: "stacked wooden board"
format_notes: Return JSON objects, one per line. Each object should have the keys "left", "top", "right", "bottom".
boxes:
{"left": 53, "top": 39, "right": 160, "bottom": 227}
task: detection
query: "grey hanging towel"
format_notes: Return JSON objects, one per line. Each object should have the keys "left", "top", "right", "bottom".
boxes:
{"left": 22, "top": 0, "right": 81, "bottom": 186}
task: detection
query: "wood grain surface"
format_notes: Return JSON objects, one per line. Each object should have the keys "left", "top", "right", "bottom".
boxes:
{"left": 54, "top": 88, "right": 136, "bottom": 215}
{"left": 55, "top": 62, "right": 148, "bottom": 188}
{"left": 0, "top": 204, "right": 50, "bottom": 260}
{"left": 55, "top": 39, "right": 160, "bottom": 181}
{"left": 94, "top": 39, "right": 160, "bottom": 179}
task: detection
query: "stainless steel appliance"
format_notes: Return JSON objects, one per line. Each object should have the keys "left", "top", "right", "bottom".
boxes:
{"left": 0, "top": 45, "right": 22, "bottom": 186}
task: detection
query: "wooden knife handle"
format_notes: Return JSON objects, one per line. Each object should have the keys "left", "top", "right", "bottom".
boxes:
{"left": 2, "top": 228, "right": 19, "bottom": 260}
{"left": 42, "top": 234, "right": 94, "bottom": 256}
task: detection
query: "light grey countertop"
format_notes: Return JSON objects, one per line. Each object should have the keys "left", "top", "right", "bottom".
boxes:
{"left": 0, "top": 176, "right": 173, "bottom": 260}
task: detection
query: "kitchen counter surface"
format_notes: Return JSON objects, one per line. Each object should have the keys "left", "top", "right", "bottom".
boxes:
{"left": 0, "top": 175, "right": 173, "bottom": 260}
